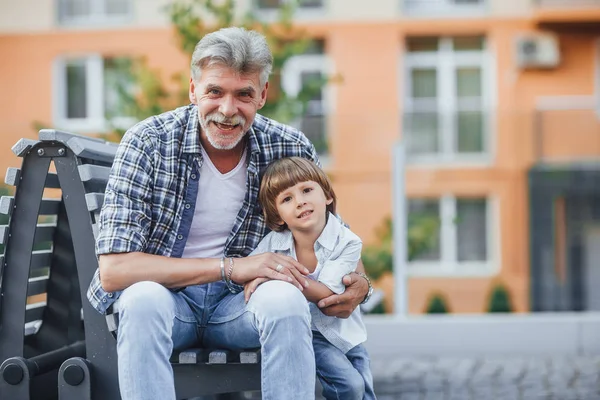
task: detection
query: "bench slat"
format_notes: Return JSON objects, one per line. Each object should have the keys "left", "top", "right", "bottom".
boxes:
{"left": 67, "top": 137, "right": 118, "bottom": 164}
{"left": 39, "top": 129, "right": 107, "bottom": 144}
{"left": 27, "top": 276, "right": 48, "bottom": 297}
{"left": 85, "top": 193, "right": 105, "bottom": 212}
{"left": 5, "top": 168, "right": 60, "bottom": 189}
{"left": 0, "top": 197, "right": 60, "bottom": 216}
{"left": 208, "top": 350, "right": 231, "bottom": 364}
{"left": 78, "top": 164, "right": 110, "bottom": 184}
{"left": 34, "top": 224, "right": 56, "bottom": 245}
{"left": 178, "top": 349, "right": 210, "bottom": 364}
{"left": 1, "top": 224, "right": 56, "bottom": 246}
{"left": 25, "top": 302, "right": 46, "bottom": 323}
{"left": 31, "top": 249, "right": 53, "bottom": 272}
{"left": 240, "top": 350, "right": 261, "bottom": 364}
{"left": 11, "top": 138, "right": 39, "bottom": 157}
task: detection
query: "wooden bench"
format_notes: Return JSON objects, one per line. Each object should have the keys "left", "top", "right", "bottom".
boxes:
{"left": 0, "top": 130, "right": 261, "bottom": 400}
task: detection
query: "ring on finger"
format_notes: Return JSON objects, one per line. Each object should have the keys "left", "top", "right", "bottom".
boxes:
{"left": 276, "top": 264, "right": 284, "bottom": 272}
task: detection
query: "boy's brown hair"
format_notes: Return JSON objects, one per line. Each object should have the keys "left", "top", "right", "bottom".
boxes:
{"left": 259, "top": 157, "right": 337, "bottom": 232}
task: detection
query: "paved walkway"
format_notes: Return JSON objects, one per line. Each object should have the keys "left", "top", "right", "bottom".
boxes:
{"left": 371, "top": 355, "right": 600, "bottom": 400}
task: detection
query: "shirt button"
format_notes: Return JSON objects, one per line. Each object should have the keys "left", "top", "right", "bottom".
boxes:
{"left": 102, "top": 298, "right": 107, "bottom": 303}
{"left": 107, "top": 293, "right": 114, "bottom": 298}
{"left": 177, "top": 234, "right": 183, "bottom": 240}
{"left": 191, "top": 174, "right": 197, "bottom": 180}
{"left": 185, "top": 203, "right": 191, "bottom": 209}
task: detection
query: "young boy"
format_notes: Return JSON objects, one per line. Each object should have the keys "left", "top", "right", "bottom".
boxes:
{"left": 246, "top": 157, "right": 376, "bottom": 400}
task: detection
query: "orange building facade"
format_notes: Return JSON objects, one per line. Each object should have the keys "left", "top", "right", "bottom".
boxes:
{"left": 1, "top": 0, "right": 599, "bottom": 314}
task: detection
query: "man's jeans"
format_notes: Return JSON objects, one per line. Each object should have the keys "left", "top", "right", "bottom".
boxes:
{"left": 115, "top": 280, "right": 315, "bottom": 400}
{"left": 313, "top": 331, "right": 376, "bottom": 400}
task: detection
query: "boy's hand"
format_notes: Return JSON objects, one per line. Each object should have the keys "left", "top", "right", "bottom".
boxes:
{"left": 232, "top": 253, "right": 310, "bottom": 292}
{"left": 317, "top": 273, "right": 368, "bottom": 318}
{"left": 244, "top": 277, "right": 270, "bottom": 302}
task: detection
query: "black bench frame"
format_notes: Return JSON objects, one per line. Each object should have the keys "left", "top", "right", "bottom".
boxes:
{"left": 0, "top": 130, "right": 261, "bottom": 399}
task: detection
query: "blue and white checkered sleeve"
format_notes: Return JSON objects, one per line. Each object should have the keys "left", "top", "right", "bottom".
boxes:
{"left": 96, "top": 126, "right": 155, "bottom": 255}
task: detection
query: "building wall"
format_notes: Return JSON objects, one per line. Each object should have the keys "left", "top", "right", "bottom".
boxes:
{"left": 1, "top": 0, "right": 598, "bottom": 314}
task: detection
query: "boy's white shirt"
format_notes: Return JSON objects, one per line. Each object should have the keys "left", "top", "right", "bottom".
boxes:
{"left": 250, "top": 212, "right": 367, "bottom": 353}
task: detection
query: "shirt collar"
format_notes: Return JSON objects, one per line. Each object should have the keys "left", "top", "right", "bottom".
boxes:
{"left": 270, "top": 212, "right": 341, "bottom": 252}
{"left": 182, "top": 104, "right": 202, "bottom": 154}
{"left": 315, "top": 212, "right": 341, "bottom": 252}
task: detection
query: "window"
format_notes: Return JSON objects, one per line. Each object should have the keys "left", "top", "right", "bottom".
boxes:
{"left": 58, "top": 0, "right": 131, "bottom": 26}
{"left": 403, "top": 36, "right": 491, "bottom": 164}
{"left": 281, "top": 43, "right": 330, "bottom": 156}
{"left": 255, "top": 0, "right": 323, "bottom": 9}
{"left": 253, "top": 0, "right": 325, "bottom": 21}
{"left": 53, "top": 55, "right": 135, "bottom": 133}
{"left": 407, "top": 196, "right": 496, "bottom": 275}
{"left": 404, "top": 0, "right": 486, "bottom": 16}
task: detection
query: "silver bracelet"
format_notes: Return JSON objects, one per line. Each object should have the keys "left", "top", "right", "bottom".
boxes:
{"left": 220, "top": 257, "right": 226, "bottom": 282}
{"left": 225, "top": 257, "right": 236, "bottom": 293}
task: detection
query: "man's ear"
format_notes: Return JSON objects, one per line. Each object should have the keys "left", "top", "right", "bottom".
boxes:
{"left": 257, "top": 82, "right": 269, "bottom": 109}
{"left": 189, "top": 78, "right": 197, "bottom": 104}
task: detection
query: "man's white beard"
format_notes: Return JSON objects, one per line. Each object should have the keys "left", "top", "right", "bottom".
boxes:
{"left": 200, "top": 112, "right": 247, "bottom": 150}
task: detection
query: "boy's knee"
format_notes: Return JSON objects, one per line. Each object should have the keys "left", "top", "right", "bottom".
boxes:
{"left": 249, "top": 280, "right": 309, "bottom": 320}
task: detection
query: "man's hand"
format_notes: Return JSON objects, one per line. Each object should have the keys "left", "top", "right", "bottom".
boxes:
{"left": 317, "top": 272, "right": 368, "bottom": 318}
{"left": 244, "top": 277, "right": 269, "bottom": 303}
{"left": 232, "top": 253, "right": 310, "bottom": 292}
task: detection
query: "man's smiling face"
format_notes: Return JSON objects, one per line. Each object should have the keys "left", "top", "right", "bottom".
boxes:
{"left": 190, "top": 64, "right": 268, "bottom": 150}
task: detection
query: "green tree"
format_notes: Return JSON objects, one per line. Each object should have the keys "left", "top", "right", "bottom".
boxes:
{"left": 110, "top": 0, "right": 328, "bottom": 146}
{"left": 425, "top": 293, "right": 450, "bottom": 314}
{"left": 487, "top": 283, "right": 513, "bottom": 313}
{"left": 361, "top": 214, "right": 440, "bottom": 281}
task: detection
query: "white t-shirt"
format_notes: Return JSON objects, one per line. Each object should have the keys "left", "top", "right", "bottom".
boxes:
{"left": 182, "top": 146, "right": 247, "bottom": 259}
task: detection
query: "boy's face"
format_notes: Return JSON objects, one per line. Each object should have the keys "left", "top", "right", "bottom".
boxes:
{"left": 275, "top": 180, "right": 333, "bottom": 234}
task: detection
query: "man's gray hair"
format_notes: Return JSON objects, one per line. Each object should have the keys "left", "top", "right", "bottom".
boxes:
{"left": 191, "top": 27, "right": 273, "bottom": 87}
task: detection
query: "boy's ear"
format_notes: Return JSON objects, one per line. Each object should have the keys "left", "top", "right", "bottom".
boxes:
{"left": 326, "top": 197, "right": 333, "bottom": 205}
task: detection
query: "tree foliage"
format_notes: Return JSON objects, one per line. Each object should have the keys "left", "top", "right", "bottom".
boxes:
{"left": 361, "top": 214, "right": 440, "bottom": 281}
{"left": 111, "top": 0, "right": 326, "bottom": 138}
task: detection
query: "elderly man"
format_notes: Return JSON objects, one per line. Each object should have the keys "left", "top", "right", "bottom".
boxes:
{"left": 87, "top": 27, "right": 371, "bottom": 400}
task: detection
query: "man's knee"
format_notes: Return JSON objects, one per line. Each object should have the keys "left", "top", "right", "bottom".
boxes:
{"left": 118, "top": 281, "right": 174, "bottom": 325}
{"left": 248, "top": 280, "right": 309, "bottom": 320}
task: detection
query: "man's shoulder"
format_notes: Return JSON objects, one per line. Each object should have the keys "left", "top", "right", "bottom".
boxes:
{"left": 124, "top": 105, "right": 193, "bottom": 144}
{"left": 251, "top": 114, "right": 312, "bottom": 147}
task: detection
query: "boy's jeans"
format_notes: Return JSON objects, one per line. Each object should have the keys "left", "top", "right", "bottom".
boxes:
{"left": 114, "top": 280, "right": 315, "bottom": 400}
{"left": 313, "top": 331, "right": 376, "bottom": 400}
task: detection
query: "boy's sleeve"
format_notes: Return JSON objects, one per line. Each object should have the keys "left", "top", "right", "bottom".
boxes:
{"left": 317, "top": 239, "right": 362, "bottom": 295}
{"left": 96, "top": 127, "right": 155, "bottom": 255}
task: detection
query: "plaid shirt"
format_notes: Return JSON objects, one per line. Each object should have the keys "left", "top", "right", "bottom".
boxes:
{"left": 87, "top": 104, "right": 319, "bottom": 314}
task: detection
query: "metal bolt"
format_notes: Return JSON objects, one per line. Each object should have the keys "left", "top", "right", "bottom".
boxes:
{"left": 58, "top": 148, "right": 65, "bottom": 156}
{"left": 37, "top": 149, "right": 45, "bottom": 156}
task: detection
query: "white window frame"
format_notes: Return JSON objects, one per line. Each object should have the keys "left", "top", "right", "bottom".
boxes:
{"left": 403, "top": 36, "right": 494, "bottom": 166}
{"left": 57, "top": 0, "right": 132, "bottom": 27}
{"left": 281, "top": 53, "right": 333, "bottom": 161}
{"left": 53, "top": 55, "right": 135, "bottom": 134}
{"left": 407, "top": 195, "right": 500, "bottom": 277}
{"left": 252, "top": 0, "right": 328, "bottom": 22}
{"left": 403, "top": 0, "right": 488, "bottom": 17}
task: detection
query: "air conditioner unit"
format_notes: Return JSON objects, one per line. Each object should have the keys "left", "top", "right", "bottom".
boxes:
{"left": 515, "top": 34, "right": 560, "bottom": 69}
